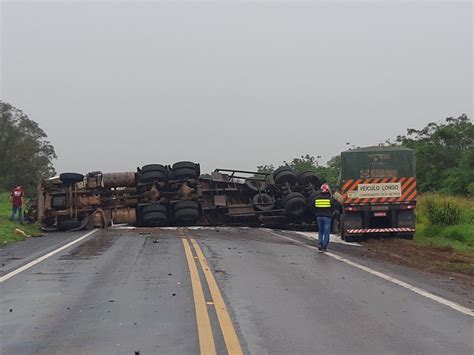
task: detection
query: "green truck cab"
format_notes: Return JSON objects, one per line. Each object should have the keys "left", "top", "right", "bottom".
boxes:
{"left": 335, "top": 146, "right": 417, "bottom": 242}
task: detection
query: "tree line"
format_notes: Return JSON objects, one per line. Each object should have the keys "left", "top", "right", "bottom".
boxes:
{"left": 0, "top": 101, "right": 56, "bottom": 194}
{"left": 258, "top": 114, "right": 473, "bottom": 196}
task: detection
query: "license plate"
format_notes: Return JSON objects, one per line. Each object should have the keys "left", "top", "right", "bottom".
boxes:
{"left": 374, "top": 212, "right": 387, "bottom": 217}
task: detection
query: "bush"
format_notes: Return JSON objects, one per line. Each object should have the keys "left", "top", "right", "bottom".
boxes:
{"left": 468, "top": 182, "right": 474, "bottom": 195}
{"left": 418, "top": 194, "right": 463, "bottom": 226}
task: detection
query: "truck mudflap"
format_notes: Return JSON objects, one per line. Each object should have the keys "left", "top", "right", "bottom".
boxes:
{"left": 346, "top": 227, "right": 415, "bottom": 234}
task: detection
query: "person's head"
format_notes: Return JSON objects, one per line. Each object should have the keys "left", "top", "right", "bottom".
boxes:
{"left": 320, "top": 183, "right": 330, "bottom": 193}
{"left": 16, "top": 185, "right": 22, "bottom": 189}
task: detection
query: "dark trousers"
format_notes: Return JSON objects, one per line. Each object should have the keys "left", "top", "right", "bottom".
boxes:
{"left": 10, "top": 205, "right": 23, "bottom": 224}
{"left": 317, "top": 216, "right": 332, "bottom": 250}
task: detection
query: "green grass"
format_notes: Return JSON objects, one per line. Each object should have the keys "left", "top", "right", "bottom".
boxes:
{"left": 0, "top": 192, "right": 41, "bottom": 247}
{"left": 414, "top": 193, "right": 474, "bottom": 256}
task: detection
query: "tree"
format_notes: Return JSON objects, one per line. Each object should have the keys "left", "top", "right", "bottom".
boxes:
{"left": 0, "top": 101, "right": 57, "bottom": 194}
{"left": 283, "top": 154, "right": 321, "bottom": 174}
{"left": 396, "top": 114, "right": 473, "bottom": 195}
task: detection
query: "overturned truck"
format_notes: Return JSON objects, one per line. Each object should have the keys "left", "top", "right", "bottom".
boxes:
{"left": 32, "top": 162, "right": 324, "bottom": 231}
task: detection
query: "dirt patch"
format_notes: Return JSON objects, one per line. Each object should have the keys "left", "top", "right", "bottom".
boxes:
{"left": 359, "top": 239, "right": 474, "bottom": 288}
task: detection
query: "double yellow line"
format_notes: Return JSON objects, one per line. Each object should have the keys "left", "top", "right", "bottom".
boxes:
{"left": 182, "top": 237, "right": 243, "bottom": 355}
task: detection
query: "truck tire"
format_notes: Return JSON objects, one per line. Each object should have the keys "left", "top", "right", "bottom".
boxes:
{"left": 141, "top": 164, "right": 167, "bottom": 173}
{"left": 142, "top": 204, "right": 168, "bottom": 215}
{"left": 172, "top": 161, "right": 197, "bottom": 170}
{"left": 344, "top": 234, "right": 360, "bottom": 243}
{"left": 297, "top": 171, "right": 321, "bottom": 188}
{"left": 245, "top": 179, "right": 266, "bottom": 192}
{"left": 59, "top": 173, "right": 84, "bottom": 184}
{"left": 274, "top": 170, "right": 297, "bottom": 185}
{"left": 175, "top": 201, "right": 199, "bottom": 212}
{"left": 139, "top": 170, "right": 167, "bottom": 183}
{"left": 340, "top": 214, "right": 346, "bottom": 240}
{"left": 273, "top": 166, "right": 293, "bottom": 175}
{"left": 283, "top": 192, "right": 307, "bottom": 219}
{"left": 252, "top": 193, "right": 275, "bottom": 211}
{"left": 171, "top": 168, "right": 198, "bottom": 180}
{"left": 175, "top": 208, "right": 200, "bottom": 224}
{"left": 399, "top": 233, "right": 414, "bottom": 240}
{"left": 341, "top": 211, "right": 362, "bottom": 242}
{"left": 142, "top": 212, "right": 168, "bottom": 227}
{"left": 332, "top": 212, "right": 341, "bottom": 234}
{"left": 58, "top": 219, "right": 82, "bottom": 231}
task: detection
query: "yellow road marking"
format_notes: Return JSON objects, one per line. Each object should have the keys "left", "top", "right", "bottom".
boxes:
{"left": 181, "top": 238, "right": 216, "bottom": 355}
{"left": 190, "top": 238, "right": 244, "bottom": 355}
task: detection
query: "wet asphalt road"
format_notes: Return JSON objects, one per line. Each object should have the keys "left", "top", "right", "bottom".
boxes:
{"left": 1, "top": 227, "right": 473, "bottom": 355}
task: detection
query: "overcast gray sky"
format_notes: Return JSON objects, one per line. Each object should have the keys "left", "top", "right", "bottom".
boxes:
{"left": 1, "top": 0, "right": 472, "bottom": 174}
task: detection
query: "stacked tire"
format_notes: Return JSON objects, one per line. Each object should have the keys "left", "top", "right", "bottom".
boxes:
{"left": 273, "top": 166, "right": 296, "bottom": 185}
{"left": 296, "top": 170, "right": 321, "bottom": 188}
{"left": 174, "top": 201, "right": 200, "bottom": 225}
{"left": 141, "top": 204, "right": 168, "bottom": 227}
{"left": 171, "top": 162, "right": 200, "bottom": 180}
{"left": 138, "top": 164, "right": 167, "bottom": 184}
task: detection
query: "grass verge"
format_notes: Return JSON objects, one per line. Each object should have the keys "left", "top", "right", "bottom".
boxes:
{"left": 414, "top": 194, "right": 474, "bottom": 257}
{"left": 0, "top": 192, "right": 41, "bottom": 247}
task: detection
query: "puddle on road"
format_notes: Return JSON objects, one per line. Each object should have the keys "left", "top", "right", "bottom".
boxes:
{"left": 59, "top": 233, "right": 117, "bottom": 260}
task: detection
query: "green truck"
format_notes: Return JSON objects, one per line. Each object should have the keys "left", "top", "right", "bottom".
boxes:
{"left": 335, "top": 146, "right": 417, "bottom": 242}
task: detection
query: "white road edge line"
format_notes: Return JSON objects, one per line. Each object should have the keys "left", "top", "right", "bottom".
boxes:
{"left": 267, "top": 230, "right": 474, "bottom": 317}
{"left": 0, "top": 229, "right": 98, "bottom": 283}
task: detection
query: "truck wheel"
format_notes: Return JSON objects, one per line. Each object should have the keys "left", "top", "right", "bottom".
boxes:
{"left": 175, "top": 208, "right": 200, "bottom": 224}
{"left": 58, "top": 219, "right": 82, "bottom": 231}
{"left": 340, "top": 214, "right": 346, "bottom": 240}
{"left": 274, "top": 170, "right": 297, "bottom": 185}
{"left": 297, "top": 171, "right": 321, "bottom": 188}
{"left": 60, "top": 173, "right": 84, "bottom": 184}
{"left": 142, "top": 204, "right": 168, "bottom": 214}
{"left": 171, "top": 168, "right": 198, "bottom": 180}
{"left": 172, "top": 161, "right": 197, "bottom": 170}
{"left": 283, "top": 192, "right": 307, "bottom": 219}
{"left": 142, "top": 212, "right": 168, "bottom": 227}
{"left": 344, "top": 234, "right": 358, "bottom": 243}
{"left": 175, "top": 201, "right": 199, "bottom": 211}
{"left": 141, "top": 164, "right": 167, "bottom": 173}
{"left": 139, "top": 170, "right": 167, "bottom": 183}
{"left": 245, "top": 179, "right": 266, "bottom": 192}
{"left": 273, "top": 166, "right": 293, "bottom": 175}
{"left": 399, "top": 233, "right": 414, "bottom": 240}
{"left": 332, "top": 213, "right": 341, "bottom": 234}
{"left": 252, "top": 193, "right": 275, "bottom": 211}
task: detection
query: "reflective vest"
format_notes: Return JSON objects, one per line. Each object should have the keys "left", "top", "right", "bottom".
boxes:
{"left": 315, "top": 198, "right": 331, "bottom": 208}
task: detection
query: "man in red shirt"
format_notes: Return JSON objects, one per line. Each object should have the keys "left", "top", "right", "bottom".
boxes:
{"left": 9, "top": 185, "right": 25, "bottom": 224}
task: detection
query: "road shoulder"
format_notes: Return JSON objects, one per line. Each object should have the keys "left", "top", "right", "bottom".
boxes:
{"left": 270, "top": 229, "right": 474, "bottom": 310}
{"left": 0, "top": 230, "right": 91, "bottom": 276}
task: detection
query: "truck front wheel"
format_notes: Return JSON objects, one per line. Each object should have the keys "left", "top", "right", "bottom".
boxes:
{"left": 399, "top": 233, "right": 414, "bottom": 240}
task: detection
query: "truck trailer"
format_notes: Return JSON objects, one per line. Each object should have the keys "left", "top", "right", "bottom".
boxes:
{"left": 30, "top": 162, "right": 324, "bottom": 231}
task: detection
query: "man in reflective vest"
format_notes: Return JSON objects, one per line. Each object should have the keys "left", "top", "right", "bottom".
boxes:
{"left": 313, "top": 183, "right": 334, "bottom": 253}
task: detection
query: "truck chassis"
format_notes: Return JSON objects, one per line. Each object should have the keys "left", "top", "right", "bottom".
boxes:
{"left": 31, "top": 162, "right": 324, "bottom": 231}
